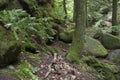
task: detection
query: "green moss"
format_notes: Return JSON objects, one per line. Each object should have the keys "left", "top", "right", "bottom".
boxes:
{"left": 102, "top": 33, "right": 120, "bottom": 48}
{"left": 82, "top": 56, "right": 119, "bottom": 80}
{"left": 67, "top": 51, "right": 80, "bottom": 64}
{"left": 85, "top": 36, "right": 108, "bottom": 57}
{"left": 59, "top": 31, "right": 73, "bottom": 43}
{"left": 96, "top": 32, "right": 120, "bottom": 49}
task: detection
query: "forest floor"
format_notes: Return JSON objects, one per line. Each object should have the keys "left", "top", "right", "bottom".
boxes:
{"left": 0, "top": 41, "right": 99, "bottom": 80}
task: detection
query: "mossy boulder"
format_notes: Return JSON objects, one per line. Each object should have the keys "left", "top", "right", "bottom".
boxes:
{"left": 84, "top": 36, "right": 108, "bottom": 57}
{"left": 0, "top": 26, "right": 21, "bottom": 67}
{"left": 94, "top": 32, "right": 120, "bottom": 49}
{"left": 59, "top": 31, "right": 73, "bottom": 43}
{"left": 82, "top": 56, "right": 119, "bottom": 80}
{"left": 108, "top": 49, "right": 120, "bottom": 64}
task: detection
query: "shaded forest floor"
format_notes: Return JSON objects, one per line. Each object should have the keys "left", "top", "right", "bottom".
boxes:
{"left": 0, "top": 41, "right": 98, "bottom": 80}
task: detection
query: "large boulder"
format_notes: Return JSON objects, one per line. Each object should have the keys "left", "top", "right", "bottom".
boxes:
{"left": 0, "top": 26, "right": 21, "bottom": 67}
{"left": 84, "top": 36, "right": 108, "bottom": 57}
{"left": 94, "top": 32, "right": 120, "bottom": 49}
{"left": 108, "top": 49, "right": 120, "bottom": 64}
{"left": 82, "top": 56, "right": 119, "bottom": 80}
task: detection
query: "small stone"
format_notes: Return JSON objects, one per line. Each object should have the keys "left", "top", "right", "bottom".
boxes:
{"left": 71, "top": 75, "right": 76, "bottom": 80}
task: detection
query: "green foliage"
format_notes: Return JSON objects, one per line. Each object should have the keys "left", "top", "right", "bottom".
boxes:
{"left": 53, "top": 0, "right": 65, "bottom": 20}
{"left": 87, "top": 0, "right": 112, "bottom": 27}
{"left": 0, "top": 9, "right": 56, "bottom": 48}
{"left": 66, "top": 0, "right": 74, "bottom": 20}
{"left": 37, "top": 17, "right": 56, "bottom": 40}
{"left": 12, "top": 60, "right": 40, "bottom": 80}
{"left": 0, "top": 9, "right": 37, "bottom": 40}
{"left": 112, "top": 25, "right": 120, "bottom": 34}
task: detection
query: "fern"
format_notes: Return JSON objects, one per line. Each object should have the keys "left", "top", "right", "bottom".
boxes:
{"left": 0, "top": 9, "right": 56, "bottom": 50}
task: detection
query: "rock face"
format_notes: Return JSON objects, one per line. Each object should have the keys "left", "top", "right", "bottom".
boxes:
{"left": 108, "top": 49, "right": 120, "bottom": 64}
{"left": 84, "top": 36, "right": 108, "bottom": 57}
{"left": 94, "top": 33, "right": 120, "bottom": 49}
{"left": 0, "top": 26, "right": 21, "bottom": 67}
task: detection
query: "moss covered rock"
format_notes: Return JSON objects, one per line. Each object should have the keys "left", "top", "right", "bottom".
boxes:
{"left": 108, "top": 49, "right": 120, "bottom": 64}
{"left": 84, "top": 36, "right": 108, "bottom": 57}
{"left": 0, "top": 26, "right": 21, "bottom": 67}
{"left": 59, "top": 31, "right": 73, "bottom": 43}
{"left": 95, "top": 32, "right": 120, "bottom": 49}
{"left": 82, "top": 56, "right": 119, "bottom": 80}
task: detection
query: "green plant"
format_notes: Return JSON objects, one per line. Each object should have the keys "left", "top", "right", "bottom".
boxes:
{"left": 0, "top": 9, "right": 56, "bottom": 47}
{"left": 12, "top": 60, "right": 40, "bottom": 80}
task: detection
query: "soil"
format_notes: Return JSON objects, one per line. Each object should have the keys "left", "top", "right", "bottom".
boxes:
{"left": 0, "top": 74, "right": 18, "bottom": 80}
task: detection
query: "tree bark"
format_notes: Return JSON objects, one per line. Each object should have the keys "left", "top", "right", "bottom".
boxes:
{"left": 112, "top": 0, "right": 118, "bottom": 26}
{"left": 73, "top": 0, "right": 76, "bottom": 22}
{"left": 67, "top": 0, "right": 86, "bottom": 64}
{"left": 63, "top": 0, "right": 67, "bottom": 19}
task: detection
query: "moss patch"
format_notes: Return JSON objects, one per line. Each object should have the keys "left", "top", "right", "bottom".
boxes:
{"left": 95, "top": 32, "right": 120, "bottom": 49}
{"left": 82, "top": 56, "right": 119, "bottom": 80}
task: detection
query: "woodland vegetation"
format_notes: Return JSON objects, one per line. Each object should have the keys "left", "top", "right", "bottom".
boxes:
{"left": 0, "top": 0, "right": 120, "bottom": 80}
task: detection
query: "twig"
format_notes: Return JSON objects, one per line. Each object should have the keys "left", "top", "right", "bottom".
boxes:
{"left": 44, "top": 53, "right": 57, "bottom": 78}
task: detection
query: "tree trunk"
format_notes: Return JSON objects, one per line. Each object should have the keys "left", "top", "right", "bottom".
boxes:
{"left": 63, "top": 0, "right": 67, "bottom": 19}
{"left": 112, "top": 0, "right": 118, "bottom": 26}
{"left": 67, "top": 0, "right": 86, "bottom": 64}
{"left": 73, "top": 0, "right": 76, "bottom": 22}
{"left": 85, "top": 0, "right": 88, "bottom": 27}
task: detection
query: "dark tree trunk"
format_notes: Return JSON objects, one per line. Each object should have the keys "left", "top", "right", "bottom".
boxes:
{"left": 73, "top": 0, "right": 76, "bottom": 22}
{"left": 112, "top": 0, "right": 118, "bottom": 26}
{"left": 63, "top": 0, "right": 67, "bottom": 19}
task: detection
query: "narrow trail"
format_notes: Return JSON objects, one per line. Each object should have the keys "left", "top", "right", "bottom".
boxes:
{"left": 24, "top": 41, "right": 98, "bottom": 80}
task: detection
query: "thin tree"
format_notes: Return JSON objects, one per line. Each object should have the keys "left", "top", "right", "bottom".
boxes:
{"left": 63, "top": 0, "right": 67, "bottom": 19}
{"left": 112, "top": 0, "right": 118, "bottom": 26}
{"left": 73, "top": 0, "right": 76, "bottom": 22}
{"left": 67, "top": 0, "right": 86, "bottom": 64}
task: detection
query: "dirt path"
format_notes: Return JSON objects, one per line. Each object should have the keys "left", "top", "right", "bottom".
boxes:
{"left": 24, "top": 41, "right": 98, "bottom": 80}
